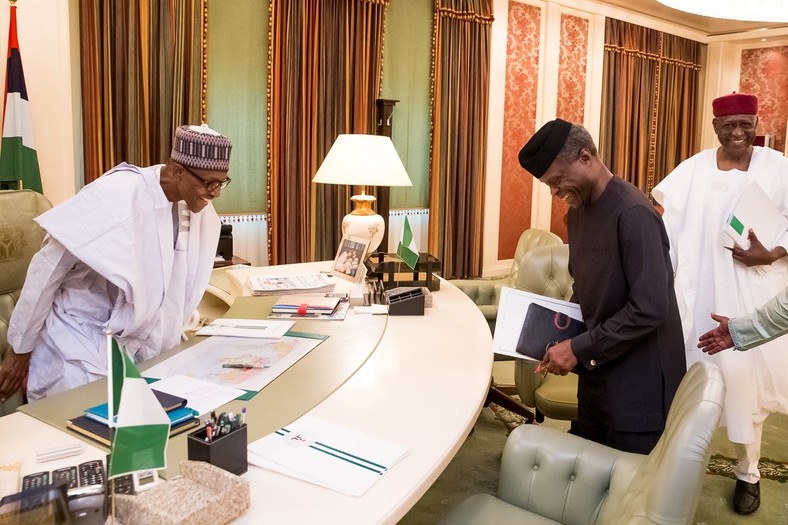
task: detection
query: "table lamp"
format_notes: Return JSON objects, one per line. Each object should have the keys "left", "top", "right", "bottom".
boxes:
{"left": 313, "top": 134, "right": 412, "bottom": 253}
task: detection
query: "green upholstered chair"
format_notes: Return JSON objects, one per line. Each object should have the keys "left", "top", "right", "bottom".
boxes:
{"left": 450, "top": 229, "right": 562, "bottom": 334}
{"left": 0, "top": 189, "right": 52, "bottom": 415}
{"left": 511, "top": 243, "right": 578, "bottom": 422}
{"left": 439, "top": 361, "right": 725, "bottom": 525}
{"left": 451, "top": 229, "right": 563, "bottom": 421}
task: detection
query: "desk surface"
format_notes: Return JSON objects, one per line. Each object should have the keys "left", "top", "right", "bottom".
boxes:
{"left": 16, "top": 261, "right": 493, "bottom": 524}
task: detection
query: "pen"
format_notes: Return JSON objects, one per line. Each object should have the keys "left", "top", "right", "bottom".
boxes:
{"left": 534, "top": 361, "right": 548, "bottom": 375}
{"left": 240, "top": 407, "right": 247, "bottom": 426}
{"left": 222, "top": 363, "right": 269, "bottom": 369}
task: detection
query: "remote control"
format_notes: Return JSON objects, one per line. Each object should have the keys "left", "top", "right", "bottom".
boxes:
{"left": 78, "top": 459, "right": 105, "bottom": 488}
{"left": 52, "top": 465, "right": 79, "bottom": 490}
{"left": 21, "top": 471, "right": 50, "bottom": 490}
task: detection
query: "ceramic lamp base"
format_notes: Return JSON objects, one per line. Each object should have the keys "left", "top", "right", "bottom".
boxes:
{"left": 342, "top": 193, "right": 385, "bottom": 253}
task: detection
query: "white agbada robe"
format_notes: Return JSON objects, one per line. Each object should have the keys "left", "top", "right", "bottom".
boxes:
{"left": 8, "top": 163, "right": 220, "bottom": 400}
{"left": 652, "top": 146, "right": 788, "bottom": 444}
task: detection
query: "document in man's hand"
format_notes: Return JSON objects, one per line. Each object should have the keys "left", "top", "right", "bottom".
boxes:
{"left": 724, "top": 181, "right": 788, "bottom": 250}
{"left": 493, "top": 287, "right": 584, "bottom": 361}
{"left": 247, "top": 415, "right": 409, "bottom": 497}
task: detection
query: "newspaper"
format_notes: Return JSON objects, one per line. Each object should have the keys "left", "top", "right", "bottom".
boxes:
{"left": 246, "top": 273, "right": 336, "bottom": 296}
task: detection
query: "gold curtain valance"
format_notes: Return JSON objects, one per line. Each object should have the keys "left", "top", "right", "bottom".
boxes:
{"left": 604, "top": 44, "right": 701, "bottom": 71}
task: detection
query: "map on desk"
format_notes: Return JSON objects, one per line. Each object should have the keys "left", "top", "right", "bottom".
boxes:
{"left": 143, "top": 334, "right": 326, "bottom": 392}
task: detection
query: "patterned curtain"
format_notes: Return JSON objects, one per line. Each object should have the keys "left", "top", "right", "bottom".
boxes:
{"left": 267, "top": 0, "right": 387, "bottom": 265}
{"left": 429, "top": 0, "right": 493, "bottom": 279}
{"left": 600, "top": 18, "right": 702, "bottom": 197}
{"left": 79, "top": 0, "right": 205, "bottom": 184}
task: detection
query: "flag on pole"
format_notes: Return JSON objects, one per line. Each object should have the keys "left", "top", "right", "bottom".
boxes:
{"left": 107, "top": 335, "right": 170, "bottom": 478}
{"left": 0, "top": 3, "right": 41, "bottom": 193}
{"left": 396, "top": 216, "right": 420, "bottom": 270}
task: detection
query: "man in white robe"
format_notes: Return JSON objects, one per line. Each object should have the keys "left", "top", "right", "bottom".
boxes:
{"left": 0, "top": 124, "right": 232, "bottom": 400}
{"left": 652, "top": 93, "right": 788, "bottom": 516}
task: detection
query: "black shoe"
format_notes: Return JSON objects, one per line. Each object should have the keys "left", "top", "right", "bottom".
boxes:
{"left": 733, "top": 479, "right": 760, "bottom": 515}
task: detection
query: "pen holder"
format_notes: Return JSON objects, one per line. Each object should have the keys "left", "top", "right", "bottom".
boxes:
{"left": 187, "top": 424, "right": 248, "bottom": 476}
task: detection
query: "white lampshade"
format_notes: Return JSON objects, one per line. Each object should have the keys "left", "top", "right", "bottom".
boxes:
{"left": 656, "top": 0, "right": 788, "bottom": 22}
{"left": 313, "top": 134, "right": 412, "bottom": 253}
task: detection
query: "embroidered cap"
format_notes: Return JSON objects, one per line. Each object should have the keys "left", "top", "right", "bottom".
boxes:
{"left": 171, "top": 124, "right": 232, "bottom": 172}
{"left": 518, "top": 118, "right": 572, "bottom": 179}
{"left": 712, "top": 93, "right": 758, "bottom": 117}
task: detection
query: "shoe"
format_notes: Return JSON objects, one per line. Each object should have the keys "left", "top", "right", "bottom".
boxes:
{"left": 733, "top": 479, "right": 760, "bottom": 515}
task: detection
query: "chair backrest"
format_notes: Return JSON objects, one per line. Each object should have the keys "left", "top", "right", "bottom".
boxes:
{"left": 508, "top": 229, "right": 562, "bottom": 285}
{"left": 512, "top": 243, "right": 575, "bottom": 409}
{"left": 0, "top": 190, "right": 52, "bottom": 414}
{"left": 513, "top": 243, "right": 573, "bottom": 301}
{"left": 599, "top": 361, "right": 726, "bottom": 524}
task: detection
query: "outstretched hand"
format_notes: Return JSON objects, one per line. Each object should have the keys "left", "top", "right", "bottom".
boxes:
{"left": 0, "top": 346, "right": 30, "bottom": 399}
{"left": 697, "top": 313, "right": 733, "bottom": 355}
{"left": 729, "top": 229, "right": 787, "bottom": 267}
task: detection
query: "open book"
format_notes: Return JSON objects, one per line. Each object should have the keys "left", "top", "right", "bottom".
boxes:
{"left": 724, "top": 181, "right": 788, "bottom": 250}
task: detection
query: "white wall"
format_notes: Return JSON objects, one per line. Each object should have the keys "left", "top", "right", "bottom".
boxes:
{"left": 0, "top": 0, "right": 80, "bottom": 206}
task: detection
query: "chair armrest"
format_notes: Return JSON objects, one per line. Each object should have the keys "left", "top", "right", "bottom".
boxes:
{"left": 497, "top": 425, "right": 642, "bottom": 524}
{"left": 449, "top": 278, "right": 502, "bottom": 308}
{"left": 512, "top": 358, "right": 542, "bottom": 407}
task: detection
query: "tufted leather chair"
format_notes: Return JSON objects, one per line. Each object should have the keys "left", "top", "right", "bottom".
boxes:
{"left": 0, "top": 190, "right": 52, "bottom": 415}
{"left": 439, "top": 361, "right": 725, "bottom": 525}
{"left": 512, "top": 244, "right": 579, "bottom": 422}
{"left": 450, "top": 229, "right": 562, "bottom": 334}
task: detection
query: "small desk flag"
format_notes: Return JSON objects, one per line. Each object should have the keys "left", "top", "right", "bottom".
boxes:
{"left": 0, "top": 3, "right": 42, "bottom": 193}
{"left": 107, "top": 335, "right": 170, "bottom": 478}
{"left": 396, "top": 215, "right": 419, "bottom": 270}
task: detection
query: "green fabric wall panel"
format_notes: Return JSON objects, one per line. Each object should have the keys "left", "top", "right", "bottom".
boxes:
{"left": 382, "top": 0, "right": 433, "bottom": 209}
{"left": 207, "top": 0, "right": 268, "bottom": 214}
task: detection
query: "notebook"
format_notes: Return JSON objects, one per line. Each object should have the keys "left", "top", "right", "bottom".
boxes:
{"left": 66, "top": 416, "right": 199, "bottom": 447}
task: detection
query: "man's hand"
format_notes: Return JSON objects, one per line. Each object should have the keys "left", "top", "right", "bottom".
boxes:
{"left": 0, "top": 347, "right": 30, "bottom": 399}
{"left": 543, "top": 339, "right": 577, "bottom": 376}
{"left": 730, "top": 229, "right": 788, "bottom": 267}
{"left": 697, "top": 313, "right": 733, "bottom": 355}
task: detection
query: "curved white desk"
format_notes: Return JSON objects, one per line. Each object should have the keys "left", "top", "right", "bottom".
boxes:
{"left": 220, "top": 262, "right": 493, "bottom": 524}
{"left": 18, "top": 261, "right": 492, "bottom": 524}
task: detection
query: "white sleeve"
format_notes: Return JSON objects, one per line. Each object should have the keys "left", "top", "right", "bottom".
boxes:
{"left": 7, "top": 236, "right": 79, "bottom": 354}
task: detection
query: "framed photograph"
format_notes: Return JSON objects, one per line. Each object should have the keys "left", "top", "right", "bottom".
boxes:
{"left": 331, "top": 235, "right": 370, "bottom": 283}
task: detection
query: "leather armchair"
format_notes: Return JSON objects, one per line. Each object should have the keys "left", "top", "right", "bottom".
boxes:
{"left": 511, "top": 244, "right": 579, "bottom": 422}
{"left": 451, "top": 229, "right": 562, "bottom": 333}
{"left": 439, "top": 361, "right": 726, "bottom": 525}
{"left": 0, "top": 189, "right": 52, "bottom": 415}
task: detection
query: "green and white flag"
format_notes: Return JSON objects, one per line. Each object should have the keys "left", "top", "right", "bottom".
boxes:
{"left": 396, "top": 216, "right": 419, "bottom": 270}
{"left": 0, "top": 4, "right": 42, "bottom": 193}
{"left": 107, "top": 336, "right": 170, "bottom": 478}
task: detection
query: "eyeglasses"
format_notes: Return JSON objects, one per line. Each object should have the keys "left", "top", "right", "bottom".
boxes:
{"left": 181, "top": 164, "right": 231, "bottom": 192}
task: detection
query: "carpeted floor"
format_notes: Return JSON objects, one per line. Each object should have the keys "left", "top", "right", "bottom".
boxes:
{"left": 399, "top": 405, "right": 788, "bottom": 525}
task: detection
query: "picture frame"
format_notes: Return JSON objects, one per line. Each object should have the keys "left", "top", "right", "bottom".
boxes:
{"left": 331, "top": 235, "right": 370, "bottom": 283}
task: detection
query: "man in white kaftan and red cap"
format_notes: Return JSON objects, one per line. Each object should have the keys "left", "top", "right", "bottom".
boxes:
{"left": 0, "top": 124, "right": 232, "bottom": 401}
{"left": 652, "top": 93, "right": 788, "bottom": 516}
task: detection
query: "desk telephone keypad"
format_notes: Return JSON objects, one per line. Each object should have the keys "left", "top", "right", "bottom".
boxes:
{"left": 51, "top": 465, "right": 79, "bottom": 490}
{"left": 21, "top": 471, "right": 49, "bottom": 490}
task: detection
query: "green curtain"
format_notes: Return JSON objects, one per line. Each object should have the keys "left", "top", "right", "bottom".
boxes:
{"left": 600, "top": 18, "right": 702, "bottom": 197}
{"left": 429, "top": 0, "right": 493, "bottom": 279}
{"left": 267, "top": 0, "right": 387, "bottom": 264}
{"left": 79, "top": 0, "right": 204, "bottom": 184}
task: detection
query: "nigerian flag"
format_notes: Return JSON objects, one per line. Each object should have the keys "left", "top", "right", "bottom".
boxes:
{"left": 396, "top": 216, "right": 420, "bottom": 270}
{"left": 0, "top": 4, "right": 41, "bottom": 193}
{"left": 107, "top": 336, "right": 170, "bottom": 478}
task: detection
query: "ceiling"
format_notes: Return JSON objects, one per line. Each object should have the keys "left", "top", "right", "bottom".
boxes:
{"left": 599, "top": 0, "right": 788, "bottom": 36}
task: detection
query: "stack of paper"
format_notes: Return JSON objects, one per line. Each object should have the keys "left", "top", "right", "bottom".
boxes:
{"left": 196, "top": 318, "right": 294, "bottom": 339}
{"left": 271, "top": 294, "right": 341, "bottom": 315}
{"left": 246, "top": 273, "right": 335, "bottom": 296}
{"left": 247, "top": 415, "right": 409, "bottom": 497}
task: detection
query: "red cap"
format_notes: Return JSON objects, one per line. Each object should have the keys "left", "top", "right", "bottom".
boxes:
{"left": 712, "top": 93, "right": 758, "bottom": 117}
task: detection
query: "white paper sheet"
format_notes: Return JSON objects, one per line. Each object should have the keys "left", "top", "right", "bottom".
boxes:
{"left": 146, "top": 375, "right": 245, "bottom": 416}
{"left": 493, "top": 287, "right": 584, "bottom": 360}
{"left": 247, "top": 415, "right": 409, "bottom": 497}
{"left": 196, "top": 318, "right": 295, "bottom": 339}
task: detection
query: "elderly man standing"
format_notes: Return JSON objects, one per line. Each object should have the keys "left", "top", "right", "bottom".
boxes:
{"left": 653, "top": 93, "right": 788, "bottom": 516}
{"left": 0, "top": 124, "right": 232, "bottom": 401}
{"left": 519, "top": 119, "right": 686, "bottom": 455}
